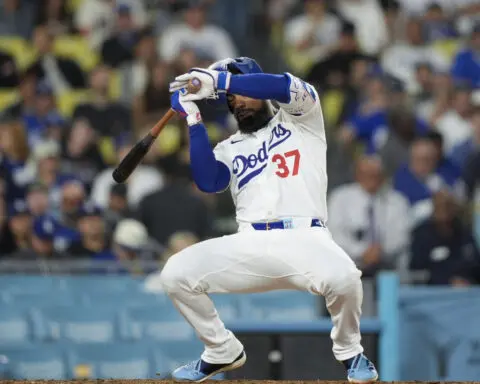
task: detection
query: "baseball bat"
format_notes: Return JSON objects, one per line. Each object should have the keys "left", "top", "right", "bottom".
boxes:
{"left": 112, "top": 78, "right": 201, "bottom": 183}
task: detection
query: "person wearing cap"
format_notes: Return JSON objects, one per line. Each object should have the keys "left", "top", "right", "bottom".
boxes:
{"left": 5, "top": 215, "right": 64, "bottom": 260}
{"left": 67, "top": 202, "right": 112, "bottom": 258}
{"left": 100, "top": 4, "right": 141, "bottom": 68}
{"left": 104, "top": 183, "right": 132, "bottom": 233}
{"left": 451, "top": 23, "right": 480, "bottom": 89}
{"left": 1, "top": 70, "right": 37, "bottom": 121}
{"left": 7, "top": 199, "right": 32, "bottom": 252}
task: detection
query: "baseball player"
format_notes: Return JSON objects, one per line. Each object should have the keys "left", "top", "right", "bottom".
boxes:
{"left": 145, "top": 57, "right": 378, "bottom": 382}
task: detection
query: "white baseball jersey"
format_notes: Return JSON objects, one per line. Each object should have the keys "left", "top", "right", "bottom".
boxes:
{"left": 213, "top": 73, "right": 328, "bottom": 227}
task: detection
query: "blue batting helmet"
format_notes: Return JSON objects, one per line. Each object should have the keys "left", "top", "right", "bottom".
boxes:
{"left": 208, "top": 57, "right": 263, "bottom": 75}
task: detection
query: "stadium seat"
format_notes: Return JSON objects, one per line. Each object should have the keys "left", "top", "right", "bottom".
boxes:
{"left": 57, "top": 89, "right": 90, "bottom": 117}
{"left": 239, "top": 291, "right": 321, "bottom": 321}
{"left": 38, "top": 306, "right": 129, "bottom": 343}
{"left": 0, "top": 90, "right": 19, "bottom": 112}
{"left": 153, "top": 340, "right": 204, "bottom": 378}
{"left": 0, "top": 37, "right": 36, "bottom": 69}
{"left": 67, "top": 342, "right": 157, "bottom": 379}
{"left": 127, "top": 303, "right": 195, "bottom": 341}
{"left": 0, "top": 344, "right": 68, "bottom": 380}
{"left": 0, "top": 307, "right": 32, "bottom": 343}
{"left": 53, "top": 35, "right": 99, "bottom": 72}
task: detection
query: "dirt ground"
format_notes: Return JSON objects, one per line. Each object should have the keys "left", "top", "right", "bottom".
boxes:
{"left": 0, "top": 381, "right": 473, "bottom": 384}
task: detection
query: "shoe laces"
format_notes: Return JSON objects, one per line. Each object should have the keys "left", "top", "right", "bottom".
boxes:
{"left": 184, "top": 359, "right": 202, "bottom": 373}
{"left": 347, "top": 354, "right": 376, "bottom": 374}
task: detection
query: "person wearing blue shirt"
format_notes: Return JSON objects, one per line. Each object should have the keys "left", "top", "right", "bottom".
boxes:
{"left": 394, "top": 137, "right": 465, "bottom": 227}
{"left": 450, "top": 106, "right": 480, "bottom": 171}
{"left": 451, "top": 24, "right": 480, "bottom": 89}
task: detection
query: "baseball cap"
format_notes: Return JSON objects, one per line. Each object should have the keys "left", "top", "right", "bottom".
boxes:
{"left": 110, "top": 183, "right": 127, "bottom": 198}
{"left": 8, "top": 199, "right": 31, "bottom": 217}
{"left": 33, "top": 140, "right": 61, "bottom": 160}
{"left": 113, "top": 219, "right": 148, "bottom": 251}
{"left": 116, "top": 3, "right": 131, "bottom": 14}
{"left": 33, "top": 215, "right": 56, "bottom": 241}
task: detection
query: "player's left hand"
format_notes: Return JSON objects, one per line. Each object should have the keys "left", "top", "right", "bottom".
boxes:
{"left": 171, "top": 90, "right": 202, "bottom": 126}
{"left": 169, "top": 68, "right": 231, "bottom": 102}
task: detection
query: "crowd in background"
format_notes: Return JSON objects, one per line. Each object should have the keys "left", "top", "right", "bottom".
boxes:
{"left": 0, "top": 0, "right": 480, "bottom": 284}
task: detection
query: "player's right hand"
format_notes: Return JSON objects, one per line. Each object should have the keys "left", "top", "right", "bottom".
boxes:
{"left": 171, "top": 90, "right": 202, "bottom": 126}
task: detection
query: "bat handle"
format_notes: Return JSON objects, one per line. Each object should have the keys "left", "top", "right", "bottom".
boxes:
{"left": 150, "top": 108, "right": 176, "bottom": 138}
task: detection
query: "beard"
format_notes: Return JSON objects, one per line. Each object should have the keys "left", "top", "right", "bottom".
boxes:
{"left": 231, "top": 100, "right": 272, "bottom": 134}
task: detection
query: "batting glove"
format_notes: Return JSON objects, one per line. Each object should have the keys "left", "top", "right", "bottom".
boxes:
{"left": 171, "top": 90, "right": 202, "bottom": 126}
{"left": 169, "top": 68, "right": 232, "bottom": 102}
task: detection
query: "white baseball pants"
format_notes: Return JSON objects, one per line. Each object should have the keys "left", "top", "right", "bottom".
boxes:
{"left": 145, "top": 224, "right": 364, "bottom": 363}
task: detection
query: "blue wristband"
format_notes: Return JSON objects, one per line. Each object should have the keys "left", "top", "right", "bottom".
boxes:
{"left": 217, "top": 72, "right": 231, "bottom": 92}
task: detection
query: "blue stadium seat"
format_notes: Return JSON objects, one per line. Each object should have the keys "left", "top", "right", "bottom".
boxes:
{"left": 0, "top": 344, "right": 67, "bottom": 379}
{"left": 126, "top": 303, "right": 195, "bottom": 341}
{"left": 153, "top": 340, "right": 203, "bottom": 378}
{"left": 66, "top": 342, "right": 157, "bottom": 379}
{"left": 240, "top": 291, "right": 320, "bottom": 321}
{"left": 210, "top": 294, "right": 241, "bottom": 322}
{"left": 61, "top": 275, "right": 143, "bottom": 294}
{"left": 0, "top": 307, "right": 33, "bottom": 343}
{"left": 38, "top": 306, "right": 130, "bottom": 343}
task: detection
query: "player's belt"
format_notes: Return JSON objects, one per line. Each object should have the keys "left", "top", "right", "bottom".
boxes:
{"left": 251, "top": 218, "right": 325, "bottom": 231}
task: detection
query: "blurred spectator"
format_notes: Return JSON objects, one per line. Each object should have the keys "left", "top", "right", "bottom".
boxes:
{"left": 410, "top": 190, "right": 480, "bottom": 285}
{"left": 67, "top": 203, "right": 113, "bottom": 258}
{"left": 435, "top": 83, "right": 474, "bottom": 154}
{"left": 415, "top": 70, "right": 452, "bottom": 125}
{"left": 381, "top": 18, "right": 449, "bottom": 93}
{"left": 339, "top": 74, "right": 429, "bottom": 154}
{"left": 58, "top": 179, "right": 85, "bottom": 227}
{"left": 380, "top": 0, "right": 406, "bottom": 44}
{"left": 23, "top": 81, "right": 62, "bottom": 147}
{"left": 7, "top": 199, "right": 32, "bottom": 252}
{"left": 90, "top": 141, "right": 164, "bottom": 209}
{"left": 25, "top": 182, "right": 49, "bottom": 217}
{"left": 74, "top": 0, "right": 147, "bottom": 50}
{"left": 451, "top": 23, "right": 480, "bottom": 89}
{"left": 0, "top": 51, "right": 19, "bottom": 88}
{"left": 460, "top": 107, "right": 480, "bottom": 197}
{"left": 306, "top": 22, "right": 362, "bottom": 89}
{"left": 0, "top": 0, "right": 36, "bottom": 39}
{"left": 101, "top": 4, "right": 141, "bottom": 68}
{"left": 161, "top": 231, "right": 200, "bottom": 263}
{"left": 1, "top": 71, "right": 37, "bottom": 120}
{"left": 133, "top": 60, "right": 171, "bottom": 124}
{"left": 0, "top": 120, "right": 33, "bottom": 197}
{"left": 72, "top": 65, "right": 132, "bottom": 137}
{"left": 393, "top": 137, "right": 464, "bottom": 225}
{"left": 34, "top": 0, "right": 75, "bottom": 36}
{"left": 7, "top": 215, "right": 64, "bottom": 259}
{"left": 137, "top": 173, "right": 213, "bottom": 246}
{"left": 284, "top": 0, "right": 341, "bottom": 61}
{"left": 336, "top": 0, "right": 388, "bottom": 55}
{"left": 423, "top": 2, "right": 458, "bottom": 43}
{"left": 122, "top": 27, "right": 159, "bottom": 103}
{"left": 158, "top": 2, "right": 237, "bottom": 63}
{"left": 104, "top": 183, "right": 132, "bottom": 233}
{"left": 61, "top": 118, "right": 105, "bottom": 190}
{"left": 328, "top": 156, "right": 411, "bottom": 276}
{"left": 27, "top": 25, "right": 86, "bottom": 93}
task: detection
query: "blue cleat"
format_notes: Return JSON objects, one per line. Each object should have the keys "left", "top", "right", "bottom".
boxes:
{"left": 172, "top": 351, "right": 246, "bottom": 382}
{"left": 344, "top": 353, "right": 378, "bottom": 383}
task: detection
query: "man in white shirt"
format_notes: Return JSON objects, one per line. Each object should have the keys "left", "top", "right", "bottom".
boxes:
{"left": 381, "top": 18, "right": 449, "bottom": 93}
{"left": 328, "top": 156, "right": 411, "bottom": 275}
{"left": 284, "top": 0, "right": 342, "bottom": 61}
{"left": 158, "top": 2, "right": 237, "bottom": 63}
{"left": 435, "top": 84, "right": 474, "bottom": 155}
